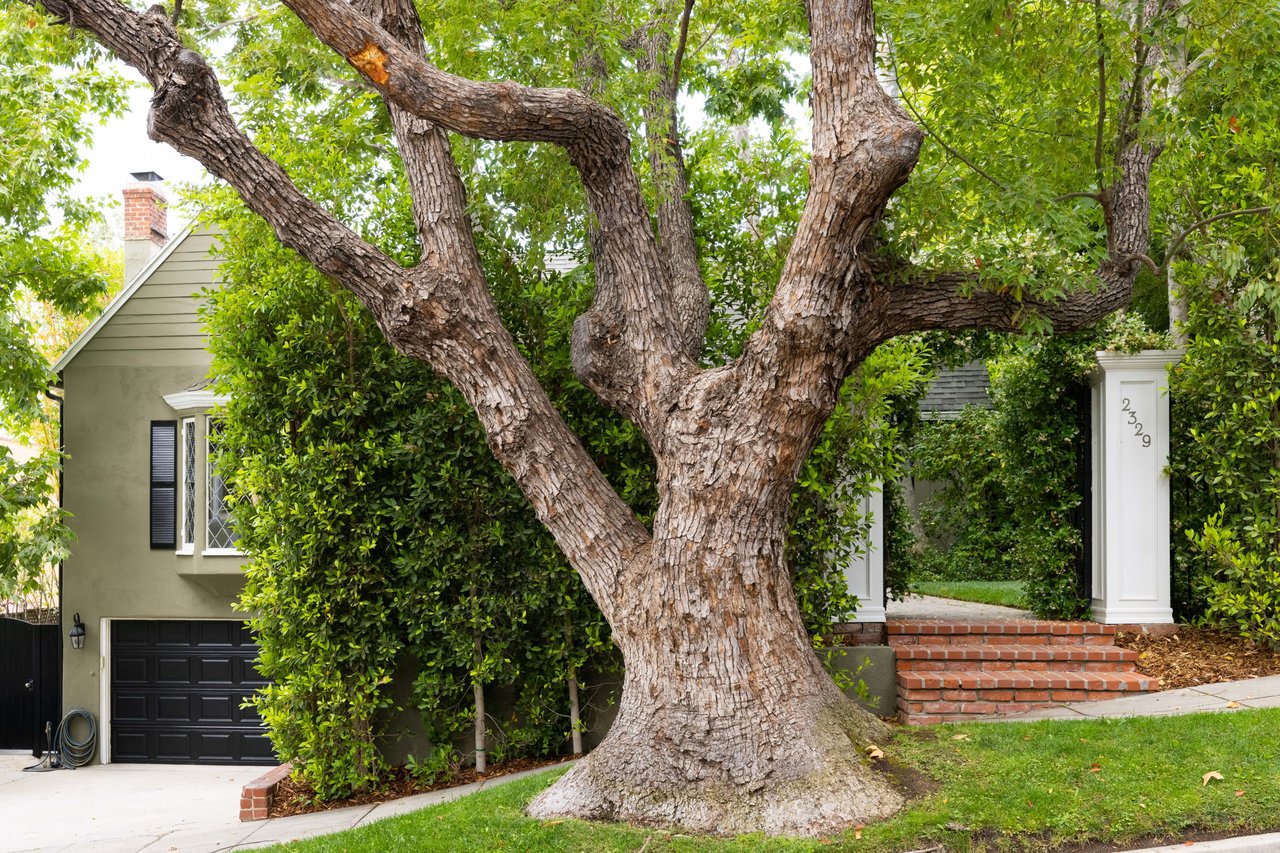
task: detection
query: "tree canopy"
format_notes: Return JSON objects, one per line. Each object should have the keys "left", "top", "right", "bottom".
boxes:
{"left": 0, "top": 7, "right": 123, "bottom": 606}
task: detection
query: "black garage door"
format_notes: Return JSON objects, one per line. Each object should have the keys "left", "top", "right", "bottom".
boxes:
{"left": 111, "top": 620, "right": 274, "bottom": 764}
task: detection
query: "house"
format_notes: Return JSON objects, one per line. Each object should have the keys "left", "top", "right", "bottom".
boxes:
{"left": 52, "top": 178, "right": 273, "bottom": 766}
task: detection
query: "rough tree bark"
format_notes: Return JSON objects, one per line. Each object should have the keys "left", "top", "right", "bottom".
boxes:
{"left": 30, "top": 0, "right": 1163, "bottom": 836}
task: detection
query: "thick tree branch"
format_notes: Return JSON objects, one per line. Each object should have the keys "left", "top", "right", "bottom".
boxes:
{"left": 361, "top": 0, "right": 481, "bottom": 276}
{"left": 280, "top": 0, "right": 694, "bottom": 427}
{"left": 31, "top": 0, "right": 652, "bottom": 621}
{"left": 732, "top": 0, "right": 921, "bottom": 433}
{"left": 633, "top": 1, "right": 710, "bottom": 359}
{"left": 878, "top": 261, "right": 1145, "bottom": 338}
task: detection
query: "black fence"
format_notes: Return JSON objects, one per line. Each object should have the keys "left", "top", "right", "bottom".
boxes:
{"left": 1068, "top": 381, "right": 1094, "bottom": 604}
{"left": 0, "top": 617, "right": 61, "bottom": 757}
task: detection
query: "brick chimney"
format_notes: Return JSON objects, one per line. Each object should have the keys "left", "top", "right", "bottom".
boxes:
{"left": 123, "top": 171, "right": 168, "bottom": 284}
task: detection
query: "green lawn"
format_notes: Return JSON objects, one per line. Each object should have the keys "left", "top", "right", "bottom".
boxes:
{"left": 914, "top": 580, "right": 1026, "bottom": 608}
{"left": 262, "top": 708, "right": 1280, "bottom": 852}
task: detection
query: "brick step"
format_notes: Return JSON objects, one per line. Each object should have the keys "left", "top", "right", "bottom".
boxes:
{"left": 888, "top": 620, "right": 1117, "bottom": 646}
{"left": 895, "top": 643, "right": 1138, "bottom": 672}
{"left": 897, "top": 670, "right": 1155, "bottom": 725}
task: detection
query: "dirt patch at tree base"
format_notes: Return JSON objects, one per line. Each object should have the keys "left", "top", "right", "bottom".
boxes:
{"left": 1116, "top": 625, "right": 1280, "bottom": 690}
{"left": 268, "top": 756, "right": 575, "bottom": 818}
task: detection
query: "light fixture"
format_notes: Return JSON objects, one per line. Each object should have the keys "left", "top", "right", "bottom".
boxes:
{"left": 69, "top": 613, "right": 86, "bottom": 650}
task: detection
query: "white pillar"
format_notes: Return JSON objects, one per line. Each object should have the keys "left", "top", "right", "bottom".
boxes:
{"left": 1090, "top": 350, "right": 1182, "bottom": 624}
{"left": 844, "top": 482, "right": 886, "bottom": 623}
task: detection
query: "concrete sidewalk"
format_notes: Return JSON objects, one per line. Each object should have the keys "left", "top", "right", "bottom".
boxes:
{"left": 1129, "top": 831, "right": 1280, "bottom": 852}
{"left": 987, "top": 672, "right": 1280, "bottom": 721}
{"left": 0, "top": 754, "right": 564, "bottom": 853}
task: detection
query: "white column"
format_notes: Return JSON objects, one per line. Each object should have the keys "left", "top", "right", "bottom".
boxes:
{"left": 843, "top": 482, "right": 886, "bottom": 623}
{"left": 1090, "top": 350, "right": 1182, "bottom": 624}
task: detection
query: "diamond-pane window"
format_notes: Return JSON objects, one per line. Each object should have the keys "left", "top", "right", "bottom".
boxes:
{"left": 206, "top": 417, "right": 239, "bottom": 551}
{"left": 181, "top": 418, "right": 196, "bottom": 549}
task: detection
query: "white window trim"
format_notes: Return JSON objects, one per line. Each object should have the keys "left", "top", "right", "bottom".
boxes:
{"left": 177, "top": 417, "right": 196, "bottom": 555}
{"left": 203, "top": 415, "right": 244, "bottom": 557}
{"left": 163, "top": 389, "right": 230, "bottom": 413}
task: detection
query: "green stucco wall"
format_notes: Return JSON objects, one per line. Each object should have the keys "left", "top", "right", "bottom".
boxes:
{"left": 59, "top": 231, "right": 249, "bottom": 763}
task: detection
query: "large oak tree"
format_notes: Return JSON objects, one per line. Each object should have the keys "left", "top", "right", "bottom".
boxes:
{"left": 27, "top": 0, "right": 1194, "bottom": 836}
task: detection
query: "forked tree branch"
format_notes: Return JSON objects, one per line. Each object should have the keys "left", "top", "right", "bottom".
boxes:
{"left": 280, "top": 0, "right": 695, "bottom": 425}
{"left": 634, "top": 0, "right": 710, "bottom": 358}
{"left": 29, "top": 0, "right": 652, "bottom": 620}
{"left": 735, "top": 0, "right": 921, "bottom": 425}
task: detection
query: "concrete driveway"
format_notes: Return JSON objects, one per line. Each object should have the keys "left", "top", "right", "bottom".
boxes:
{"left": 1, "top": 752, "right": 265, "bottom": 852}
{"left": 0, "top": 751, "right": 563, "bottom": 853}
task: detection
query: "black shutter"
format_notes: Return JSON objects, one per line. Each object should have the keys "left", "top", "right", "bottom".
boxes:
{"left": 150, "top": 421, "right": 177, "bottom": 549}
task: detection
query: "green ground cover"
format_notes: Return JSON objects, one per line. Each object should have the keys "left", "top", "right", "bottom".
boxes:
{"left": 913, "top": 580, "right": 1027, "bottom": 609}
{"left": 263, "top": 708, "right": 1280, "bottom": 852}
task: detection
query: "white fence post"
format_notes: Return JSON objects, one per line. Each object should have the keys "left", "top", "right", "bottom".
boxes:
{"left": 844, "top": 482, "right": 886, "bottom": 623}
{"left": 1090, "top": 350, "right": 1182, "bottom": 624}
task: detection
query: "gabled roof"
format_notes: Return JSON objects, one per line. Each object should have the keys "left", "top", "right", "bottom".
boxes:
{"left": 52, "top": 226, "right": 196, "bottom": 375}
{"left": 919, "top": 361, "right": 992, "bottom": 419}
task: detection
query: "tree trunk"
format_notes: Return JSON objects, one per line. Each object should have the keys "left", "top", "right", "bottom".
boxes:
{"left": 567, "top": 674, "right": 583, "bottom": 756}
{"left": 565, "top": 619, "right": 584, "bottom": 756}
{"left": 529, "top": 467, "right": 901, "bottom": 836}
{"left": 473, "top": 632, "right": 487, "bottom": 775}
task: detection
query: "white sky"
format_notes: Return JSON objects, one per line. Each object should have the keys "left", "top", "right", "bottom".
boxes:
{"left": 76, "top": 55, "right": 813, "bottom": 240}
{"left": 76, "top": 70, "right": 208, "bottom": 236}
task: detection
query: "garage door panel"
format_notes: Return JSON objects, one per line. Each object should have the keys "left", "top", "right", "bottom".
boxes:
{"left": 110, "top": 620, "right": 274, "bottom": 765}
{"left": 156, "top": 694, "right": 194, "bottom": 721}
{"left": 113, "top": 621, "right": 151, "bottom": 646}
{"left": 155, "top": 621, "right": 192, "bottom": 645}
{"left": 157, "top": 657, "right": 194, "bottom": 683}
{"left": 236, "top": 658, "right": 270, "bottom": 687}
{"left": 197, "top": 695, "right": 235, "bottom": 722}
{"left": 196, "top": 657, "right": 233, "bottom": 684}
{"left": 113, "top": 693, "right": 149, "bottom": 721}
{"left": 112, "top": 656, "right": 149, "bottom": 683}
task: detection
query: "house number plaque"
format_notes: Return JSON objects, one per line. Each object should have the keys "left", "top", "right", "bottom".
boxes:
{"left": 1119, "top": 397, "right": 1152, "bottom": 448}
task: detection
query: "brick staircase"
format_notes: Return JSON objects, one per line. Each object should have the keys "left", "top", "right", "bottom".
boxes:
{"left": 888, "top": 620, "right": 1155, "bottom": 724}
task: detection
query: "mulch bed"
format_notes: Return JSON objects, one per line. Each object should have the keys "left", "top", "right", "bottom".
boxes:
{"left": 269, "top": 756, "right": 575, "bottom": 818}
{"left": 1116, "top": 625, "right": 1280, "bottom": 690}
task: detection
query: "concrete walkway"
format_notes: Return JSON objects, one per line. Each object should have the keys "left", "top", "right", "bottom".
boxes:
{"left": 0, "top": 753, "right": 565, "bottom": 853}
{"left": 886, "top": 593, "right": 1034, "bottom": 620}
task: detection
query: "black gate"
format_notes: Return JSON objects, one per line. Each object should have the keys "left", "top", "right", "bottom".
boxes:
{"left": 1068, "top": 382, "right": 1094, "bottom": 602}
{"left": 0, "top": 617, "right": 61, "bottom": 756}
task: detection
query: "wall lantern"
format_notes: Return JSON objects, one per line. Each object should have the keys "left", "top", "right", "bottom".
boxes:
{"left": 69, "top": 613, "right": 86, "bottom": 650}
